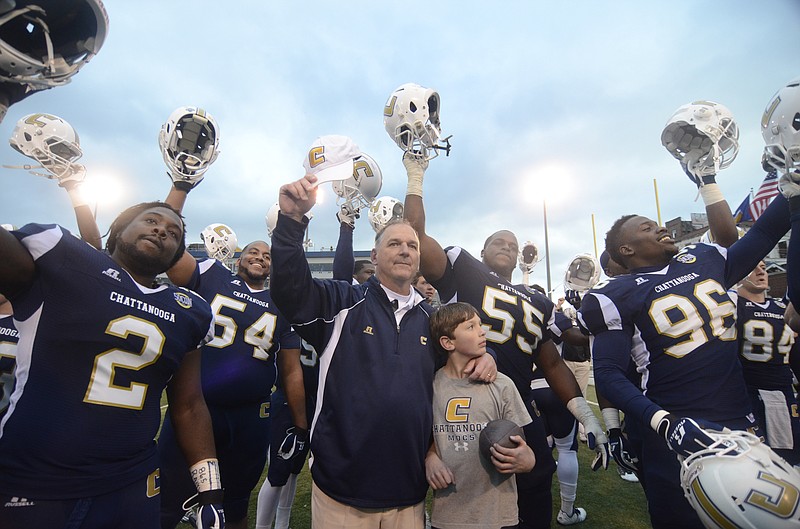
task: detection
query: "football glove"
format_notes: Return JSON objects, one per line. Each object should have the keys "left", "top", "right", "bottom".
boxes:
{"left": 278, "top": 426, "right": 308, "bottom": 461}
{"left": 607, "top": 428, "right": 640, "bottom": 475}
{"left": 57, "top": 163, "right": 86, "bottom": 190}
{"left": 567, "top": 397, "right": 609, "bottom": 470}
{"left": 779, "top": 171, "right": 800, "bottom": 200}
{"left": 654, "top": 413, "right": 722, "bottom": 458}
{"left": 336, "top": 204, "right": 359, "bottom": 229}
{"left": 564, "top": 289, "right": 581, "bottom": 310}
{"left": 662, "top": 122, "right": 717, "bottom": 184}
{"left": 170, "top": 170, "right": 204, "bottom": 193}
{"left": 197, "top": 490, "right": 225, "bottom": 529}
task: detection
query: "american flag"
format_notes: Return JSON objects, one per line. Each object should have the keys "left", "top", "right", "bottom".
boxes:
{"left": 748, "top": 170, "right": 779, "bottom": 220}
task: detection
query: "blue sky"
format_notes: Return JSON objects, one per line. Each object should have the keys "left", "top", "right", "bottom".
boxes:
{"left": 2, "top": 0, "right": 800, "bottom": 298}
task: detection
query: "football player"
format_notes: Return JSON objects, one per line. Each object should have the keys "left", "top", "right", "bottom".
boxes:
{"left": 158, "top": 170, "right": 299, "bottom": 529}
{"left": 0, "top": 203, "right": 222, "bottom": 529}
{"left": 403, "top": 154, "right": 607, "bottom": 528}
{"left": 580, "top": 181, "right": 793, "bottom": 529}
{"left": 735, "top": 261, "right": 800, "bottom": 464}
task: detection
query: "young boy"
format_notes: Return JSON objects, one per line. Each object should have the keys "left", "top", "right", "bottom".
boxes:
{"left": 426, "top": 302, "right": 536, "bottom": 529}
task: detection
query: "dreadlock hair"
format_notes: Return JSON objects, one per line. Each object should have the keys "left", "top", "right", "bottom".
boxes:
{"left": 604, "top": 214, "right": 637, "bottom": 267}
{"left": 105, "top": 201, "right": 187, "bottom": 269}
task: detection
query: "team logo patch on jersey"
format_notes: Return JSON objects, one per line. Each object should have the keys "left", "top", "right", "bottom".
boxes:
{"left": 174, "top": 292, "right": 193, "bottom": 309}
{"left": 231, "top": 279, "right": 242, "bottom": 286}
{"left": 363, "top": 326, "right": 374, "bottom": 335}
{"left": 676, "top": 253, "right": 697, "bottom": 264}
{"left": 102, "top": 268, "right": 122, "bottom": 281}
{"left": 635, "top": 277, "right": 649, "bottom": 285}
{"left": 420, "top": 336, "right": 427, "bottom": 345}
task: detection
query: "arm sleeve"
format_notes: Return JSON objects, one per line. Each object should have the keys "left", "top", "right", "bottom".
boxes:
{"left": 725, "top": 193, "right": 789, "bottom": 287}
{"left": 332, "top": 223, "right": 355, "bottom": 281}
{"left": 787, "top": 200, "right": 800, "bottom": 305}
{"left": 592, "top": 330, "right": 663, "bottom": 426}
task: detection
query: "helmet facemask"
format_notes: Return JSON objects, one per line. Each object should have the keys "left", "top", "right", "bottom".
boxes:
{"left": 160, "top": 108, "right": 220, "bottom": 180}
{"left": 331, "top": 154, "right": 383, "bottom": 217}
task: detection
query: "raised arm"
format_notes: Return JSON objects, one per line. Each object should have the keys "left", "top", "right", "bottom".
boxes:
{"left": 402, "top": 154, "right": 448, "bottom": 282}
{"left": 164, "top": 183, "right": 199, "bottom": 286}
{"left": 332, "top": 221, "right": 355, "bottom": 282}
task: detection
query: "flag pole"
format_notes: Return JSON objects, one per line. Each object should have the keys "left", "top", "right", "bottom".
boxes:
{"left": 654, "top": 178, "right": 662, "bottom": 226}
{"left": 591, "top": 213, "right": 598, "bottom": 258}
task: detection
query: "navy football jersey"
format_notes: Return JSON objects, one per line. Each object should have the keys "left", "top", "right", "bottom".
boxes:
{"left": 187, "top": 259, "right": 299, "bottom": 406}
{"left": 0, "top": 224, "right": 213, "bottom": 499}
{"left": 581, "top": 243, "right": 751, "bottom": 423}
{"left": 0, "top": 314, "right": 19, "bottom": 419}
{"left": 433, "top": 247, "right": 555, "bottom": 397}
{"left": 737, "top": 297, "right": 794, "bottom": 390}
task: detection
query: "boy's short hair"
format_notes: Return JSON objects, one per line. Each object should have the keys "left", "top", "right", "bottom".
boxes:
{"left": 429, "top": 302, "right": 479, "bottom": 356}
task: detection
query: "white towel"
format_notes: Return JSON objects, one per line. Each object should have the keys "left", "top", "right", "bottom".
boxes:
{"left": 758, "top": 389, "right": 794, "bottom": 450}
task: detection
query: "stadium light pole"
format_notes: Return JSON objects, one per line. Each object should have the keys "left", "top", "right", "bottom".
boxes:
{"left": 543, "top": 198, "right": 552, "bottom": 297}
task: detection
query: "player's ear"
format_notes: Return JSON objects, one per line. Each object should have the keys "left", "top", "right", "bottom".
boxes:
{"left": 370, "top": 248, "right": 378, "bottom": 266}
{"left": 619, "top": 244, "right": 634, "bottom": 258}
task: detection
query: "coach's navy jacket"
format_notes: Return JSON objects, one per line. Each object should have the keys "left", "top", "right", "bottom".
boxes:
{"left": 270, "top": 212, "right": 435, "bottom": 509}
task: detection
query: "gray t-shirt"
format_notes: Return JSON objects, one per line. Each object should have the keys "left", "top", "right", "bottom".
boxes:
{"left": 431, "top": 370, "right": 532, "bottom": 529}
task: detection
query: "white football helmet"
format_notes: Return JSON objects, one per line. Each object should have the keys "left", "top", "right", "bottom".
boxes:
{"left": 0, "top": 223, "right": 16, "bottom": 231}
{"left": 201, "top": 223, "right": 237, "bottom": 262}
{"left": 383, "top": 83, "right": 449, "bottom": 160}
{"left": 662, "top": 100, "right": 739, "bottom": 177}
{"left": 331, "top": 152, "right": 383, "bottom": 217}
{"left": 564, "top": 253, "right": 601, "bottom": 292}
{"left": 0, "top": 0, "right": 108, "bottom": 89}
{"left": 368, "top": 196, "right": 404, "bottom": 233}
{"left": 681, "top": 430, "right": 800, "bottom": 529}
{"left": 10, "top": 112, "right": 82, "bottom": 179}
{"left": 699, "top": 226, "right": 746, "bottom": 245}
{"left": 518, "top": 241, "right": 539, "bottom": 273}
{"left": 159, "top": 106, "right": 220, "bottom": 180}
{"left": 265, "top": 202, "right": 279, "bottom": 238}
{"left": 762, "top": 77, "right": 800, "bottom": 175}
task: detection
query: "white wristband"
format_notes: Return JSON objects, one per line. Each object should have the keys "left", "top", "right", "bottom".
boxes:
{"left": 67, "top": 186, "right": 89, "bottom": 208}
{"left": 699, "top": 183, "right": 724, "bottom": 206}
{"left": 601, "top": 407, "right": 621, "bottom": 431}
{"left": 649, "top": 410, "right": 670, "bottom": 433}
{"left": 190, "top": 458, "right": 222, "bottom": 493}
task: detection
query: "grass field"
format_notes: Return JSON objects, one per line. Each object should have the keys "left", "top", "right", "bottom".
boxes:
{"left": 171, "top": 384, "right": 652, "bottom": 529}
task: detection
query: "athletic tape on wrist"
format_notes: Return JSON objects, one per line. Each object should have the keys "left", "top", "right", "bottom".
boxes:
{"left": 190, "top": 458, "right": 222, "bottom": 493}
{"left": 406, "top": 175, "right": 424, "bottom": 197}
{"left": 67, "top": 186, "right": 89, "bottom": 208}
{"left": 601, "top": 407, "right": 621, "bottom": 431}
{"left": 699, "top": 183, "right": 724, "bottom": 206}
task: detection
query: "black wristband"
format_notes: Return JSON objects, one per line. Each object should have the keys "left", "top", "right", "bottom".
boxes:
{"left": 700, "top": 174, "right": 717, "bottom": 186}
{"left": 789, "top": 196, "right": 800, "bottom": 215}
{"left": 173, "top": 181, "right": 194, "bottom": 193}
{"left": 198, "top": 489, "right": 224, "bottom": 505}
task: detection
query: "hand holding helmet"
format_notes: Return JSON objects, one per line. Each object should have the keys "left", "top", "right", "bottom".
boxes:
{"left": 661, "top": 101, "right": 739, "bottom": 184}
{"left": 159, "top": 106, "right": 220, "bottom": 191}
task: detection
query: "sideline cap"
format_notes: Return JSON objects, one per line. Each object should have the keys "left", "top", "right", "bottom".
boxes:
{"left": 302, "top": 135, "right": 361, "bottom": 185}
